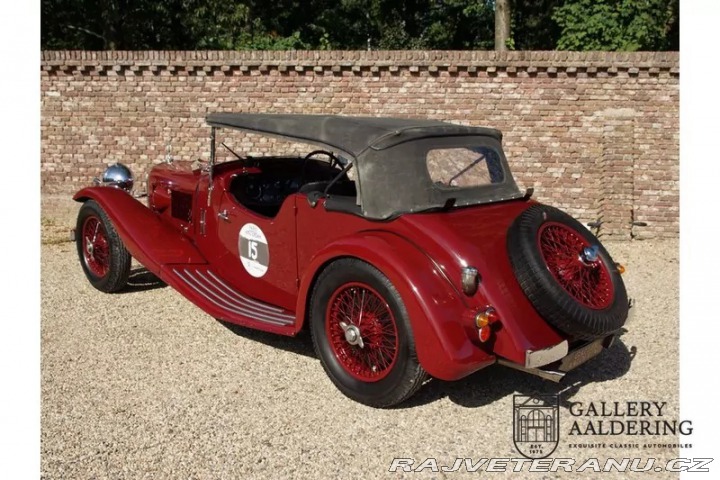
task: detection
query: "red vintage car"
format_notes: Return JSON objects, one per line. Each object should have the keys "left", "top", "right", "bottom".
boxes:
{"left": 74, "top": 114, "right": 629, "bottom": 407}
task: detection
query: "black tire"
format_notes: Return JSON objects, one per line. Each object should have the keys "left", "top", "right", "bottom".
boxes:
{"left": 309, "top": 258, "right": 426, "bottom": 408}
{"left": 76, "top": 200, "right": 131, "bottom": 293}
{"left": 507, "top": 204, "right": 628, "bottom": 341}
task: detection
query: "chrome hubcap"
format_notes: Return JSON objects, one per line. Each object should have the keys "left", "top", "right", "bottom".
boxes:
{"left": 581, "top": 245, "right": 600, "bottom": 263}
{"left": 339, "top": 321, "right": 364, "bottom": 348}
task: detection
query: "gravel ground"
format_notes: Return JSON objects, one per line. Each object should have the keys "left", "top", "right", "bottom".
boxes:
{"left": 41, "top": 237, "right": 681, "bottom": 479}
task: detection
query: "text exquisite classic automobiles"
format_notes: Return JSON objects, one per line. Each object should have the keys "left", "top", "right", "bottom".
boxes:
{"left": 73, "top": 114, "right": 629, "bottom": 407}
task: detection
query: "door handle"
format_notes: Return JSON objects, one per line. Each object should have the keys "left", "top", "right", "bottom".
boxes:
{"left": 218, "top": 209, "right": 229, "bottom": 222}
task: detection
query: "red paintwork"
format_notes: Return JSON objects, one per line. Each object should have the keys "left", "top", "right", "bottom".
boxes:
{"left": 326, "top": 282, "right": 399, "bottom": 382}
{"left": 294, "top": 197, "right": 565, "bottom": 374}
{"left": 214, "top": 191, "right": 298, "bottom": 310}
{"left": 538, "top": 222, "right": 614, "bottom": 310}
{"left": 73, "top": 187, "right": 206, "bottom": 271}
{"left": 74, "top": 157, "right": 570, "bottom": 382}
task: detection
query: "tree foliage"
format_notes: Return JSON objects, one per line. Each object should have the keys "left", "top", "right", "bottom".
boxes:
{"left": 553, "top": 0, "right": 679, "bottom": 51}
{"left": 41, "top": 0, "right": 679, "bottom": 51}
{"left": 511, "top": 0, "right": 563, "bottom": 51}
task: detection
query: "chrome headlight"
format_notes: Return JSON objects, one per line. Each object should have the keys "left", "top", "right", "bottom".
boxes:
{"left": 99, "top": 163, "right": 134, "bottom": 192}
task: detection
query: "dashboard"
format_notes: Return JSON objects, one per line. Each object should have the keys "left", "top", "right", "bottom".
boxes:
{"left": 233, "top": 173, "right": 303, "bottom": 208}
{"left": 225, "top": 157, "right": 343, "bottom": 217}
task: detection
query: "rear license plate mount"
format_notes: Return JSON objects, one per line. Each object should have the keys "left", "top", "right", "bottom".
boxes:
{"left": 557, "top": 335, "right": 614, "bottom": 372}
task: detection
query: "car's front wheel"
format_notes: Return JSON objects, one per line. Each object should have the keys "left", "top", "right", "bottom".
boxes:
{"left": 309, "top": 258, "right": 426, "bottom": 407}
{"left": 76, "top": 200, "right": 131, "bottom": 293}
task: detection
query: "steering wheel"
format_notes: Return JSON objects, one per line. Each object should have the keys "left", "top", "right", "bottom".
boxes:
{"left": 300, "top": 150, "right": 341, "bottom": 185}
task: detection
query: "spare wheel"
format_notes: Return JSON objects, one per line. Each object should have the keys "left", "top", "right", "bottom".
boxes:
{"left": 507, "top": 204, "right": 629, "bottom": 341}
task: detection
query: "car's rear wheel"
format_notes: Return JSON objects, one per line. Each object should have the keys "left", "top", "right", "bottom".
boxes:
{"left": 76, "top": 200, "right": 131, "bottom": 293}
{"left": 507, "top": 204, "right": 629, "bottom": 341}
{"left": 309, "top": 258, "right": 426, "bottom": 407}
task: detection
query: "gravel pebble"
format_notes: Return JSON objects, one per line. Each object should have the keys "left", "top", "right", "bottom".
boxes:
{"left": 42, "top": 239, "right": 680, "bottom": 479}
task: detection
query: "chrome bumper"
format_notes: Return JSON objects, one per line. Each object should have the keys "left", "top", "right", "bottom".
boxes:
{"left": 499, "top": 335, "right": 616, "bottom": 383}
{"left": 525, "top": 340, "right": 569, "bottom": 368}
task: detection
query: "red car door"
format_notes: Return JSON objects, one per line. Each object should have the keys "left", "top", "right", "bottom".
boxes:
{"left": 212, "top": 190, "right": 298, "bottom": 311}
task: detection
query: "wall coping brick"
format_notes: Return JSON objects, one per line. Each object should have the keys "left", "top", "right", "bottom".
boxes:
{"left": 41, "top": 50, "right": 679, "bottom": 76}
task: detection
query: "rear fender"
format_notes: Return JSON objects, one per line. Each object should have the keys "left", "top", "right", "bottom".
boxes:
{"left": 73, "top": 187, "right": 206, "bottom": 274}
{"left": 295, "top": 231, "right": 494, "bottom": 380}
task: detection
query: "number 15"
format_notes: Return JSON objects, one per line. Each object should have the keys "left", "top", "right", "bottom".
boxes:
{"left": 247, "top": 240, "right": 258, "bottom": 260}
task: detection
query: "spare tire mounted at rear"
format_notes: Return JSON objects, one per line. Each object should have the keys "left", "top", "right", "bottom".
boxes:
{"left": 507, "top": 205, "right": 629, "bottom": 341}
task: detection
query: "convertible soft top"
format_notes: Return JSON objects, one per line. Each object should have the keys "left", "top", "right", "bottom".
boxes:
{"left": 206, "top": 113, "right": 502, "bottom": 158}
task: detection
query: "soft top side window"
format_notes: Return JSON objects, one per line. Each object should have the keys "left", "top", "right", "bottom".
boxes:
{"left": 426, "top": 146, "right": 505, "bottom": 189}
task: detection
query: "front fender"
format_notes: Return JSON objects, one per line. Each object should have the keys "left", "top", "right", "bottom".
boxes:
{"left": 296, "top": 230, "right": 494, "bottom": 381}
{"left": 73, "top": 187, "right": 206, "bottom": 274}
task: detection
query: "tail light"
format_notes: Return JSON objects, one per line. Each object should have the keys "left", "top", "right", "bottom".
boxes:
{"left": 479, "top": 325, "right": 493, "bottom": 343}
{"left": 475, "top": 307, "right": 499, "bottom": 343}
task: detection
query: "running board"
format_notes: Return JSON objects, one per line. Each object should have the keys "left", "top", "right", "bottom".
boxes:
{"left": 161, "top": 265, "right": 296, "bottom": 333}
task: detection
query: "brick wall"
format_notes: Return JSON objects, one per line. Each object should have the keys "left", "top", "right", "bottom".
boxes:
{"left": 41, "top": 50, "right": 679, "bottom": 239}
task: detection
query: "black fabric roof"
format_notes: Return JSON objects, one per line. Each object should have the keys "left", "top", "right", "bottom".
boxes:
{"left": 205, "top": 113, "right": 502, "bottom": 158}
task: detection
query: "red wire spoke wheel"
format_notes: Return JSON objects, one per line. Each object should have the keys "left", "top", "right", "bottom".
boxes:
{"left": 81, "top": 216, "right": 111, "bottom": 278}
{"left": 538, "top": 222, "right": 614, "bottom": 310}
{"left": 309, "top": 258, "right": 426, "bottom": 407}
{"left": 325, "top": 282, "right": 399, "bottom": 382}
{"left": 76, "top": 200, "right": 131, "bottom": 293}
{"left": 507, "top": 205, "right": 628, "bottom": 341}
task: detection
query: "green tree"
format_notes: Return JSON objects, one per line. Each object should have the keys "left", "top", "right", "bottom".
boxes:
{"left": 41, "top": 0, "right": 678, "bottom": 51}
{"left": 552, "top": 0, "right": 678, "bottom": 51}
{"left": 310, "top": 0, "right": 495, "bottom": 50}
{"left": 42, "top": 0, "right": 191, "bottom": 49}
{"left": 512, "top": 0, "right": 562, "bottom": 50}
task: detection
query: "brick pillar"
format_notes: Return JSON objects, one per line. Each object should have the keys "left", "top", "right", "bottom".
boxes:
{"left": 596, "top": 109, "right": 637, "bottom": 239}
